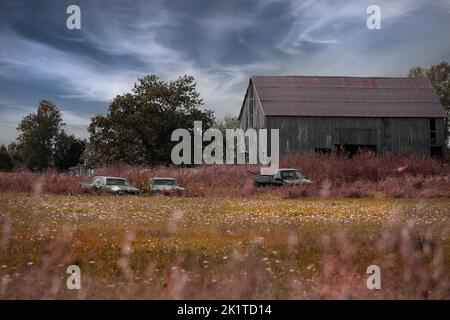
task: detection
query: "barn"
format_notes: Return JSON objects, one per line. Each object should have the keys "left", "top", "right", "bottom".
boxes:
{"left": 238, "top": 76, "right": 448, "bottom": 157}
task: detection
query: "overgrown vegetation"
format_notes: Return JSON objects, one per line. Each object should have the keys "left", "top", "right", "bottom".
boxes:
{"left": 0, "top": 152, "right": 448, "bottom": 198}
{"left": 0, "top": 193, "right": 448, "bottom": 299}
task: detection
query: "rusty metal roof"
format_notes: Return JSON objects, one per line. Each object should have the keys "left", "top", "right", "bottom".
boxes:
{"left": 251, "top": 76, "right": 447, "bottom": 118}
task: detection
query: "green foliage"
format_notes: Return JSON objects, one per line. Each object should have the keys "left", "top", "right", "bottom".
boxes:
{"left": 407, "top": 66, "right": 426, "bottom": 78}
{"left": 409, "top": 61, "right": 450, "bottom": 146}
{"left": 0, "top": 145, "right": 14, "bottom": 171}
{"left": 54, "top": 130, "right": 86, "bottom": 171}
{"left": 213, "top": 116, "right": 240, "bottom": 135}
{"left": 16, "top": 100, "right": 63, "bottom": 171}
{"left": 426, "top": 62, "right": 450, "bottom": 115}
{"left": 6, "top": 142, "right": 22, "bottom": 162}
{"left": 86, "top": 75, "right": 215, "bottom": 166}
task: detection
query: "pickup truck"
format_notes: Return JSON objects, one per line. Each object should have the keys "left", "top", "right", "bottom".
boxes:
{"left": 253, "top": 168, "right": 313, "bottom": 187}
{"left": 80, "top": 176, "right": 140, "bottom": 194}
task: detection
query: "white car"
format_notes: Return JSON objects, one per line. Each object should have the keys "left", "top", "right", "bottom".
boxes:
{"left": 150, "top": 177, "right": 186, "bottom": 193}
{"left": 80, "top": 176, "right": 141, "bottom": 194}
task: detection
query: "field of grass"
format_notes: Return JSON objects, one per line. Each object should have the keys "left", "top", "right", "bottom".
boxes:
{"left": 0, "top": 191, "right": 449, "bottom": 299}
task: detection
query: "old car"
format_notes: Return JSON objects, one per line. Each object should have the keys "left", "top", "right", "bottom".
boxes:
{"left": 253, "top": 168, "right": 313, "bottom": 187}
{"left": 80, "top": 176, "right": 140, "bottom": 194}
{"left": 150, "top": 177, "right": 186, "bottom": 193}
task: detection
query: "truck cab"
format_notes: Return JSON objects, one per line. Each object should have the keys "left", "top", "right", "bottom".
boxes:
{"left": 254, "top": 168, "right": 313, "bottom": 187}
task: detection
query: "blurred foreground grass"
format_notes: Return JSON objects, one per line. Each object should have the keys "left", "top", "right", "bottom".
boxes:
{"left": 0, "top": 192, "right": 449, "bottom": 299}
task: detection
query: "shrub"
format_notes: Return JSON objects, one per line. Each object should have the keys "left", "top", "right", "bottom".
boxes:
{"left": 0, "top": 145, "right": 14, "bottom": 171}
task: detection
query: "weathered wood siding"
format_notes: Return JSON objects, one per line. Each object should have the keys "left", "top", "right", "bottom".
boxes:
{"left": 239, "top": 80, "right": 265, "bottom": 130}
{"left": 264, "top": 116, "right": 446, "bottom": 155}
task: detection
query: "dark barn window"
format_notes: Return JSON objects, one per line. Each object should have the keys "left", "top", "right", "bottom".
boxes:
{"left": 335, "top": 144, "right": 377, "bottom": 158}
{"left": 315, "top": 148, "right": 331, "bottom": 154}
{"left": 430, "top": 132, "right": 436, "bottom": 145}
{"left": 429, "top": 118, "right": 437, "bottom": 146}
{"left": 430, "top": 146, "right": 443, "bottom": 158}
{"left": 430, "top": 118, "right": 436, "bottom": 131}
{"left": 249, "top": 99, "right": 254, "bottom": 127}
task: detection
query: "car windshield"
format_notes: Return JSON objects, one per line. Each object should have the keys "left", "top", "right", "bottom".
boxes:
{"left": 106, "top": 179, "right": 130, "bottom": 186}
{"left": 280, "top": 170, "right": 304, "bottom": 180}
{"left": 152, "top": 179, "right": 177, "bottom": 186}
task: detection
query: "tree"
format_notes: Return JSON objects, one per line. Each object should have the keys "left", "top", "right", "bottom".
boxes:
{"left": 408, "top": 61, "right": 450, "bottom": 146}
{"left": 426, "top": 62, "right": 450, "bottom": 116}
{"left": 87, "top": 75, "right": 215, "bottom": 166}
{"left": 54, "top": 130, "right": 86, "bottom": 171}
{"left": 407, "top": 66, "right": 426, "bottom": 78}
{"left": 6, "top": 142, "right": 22, "bottom": 163}
{"left": 214, "top": 116, "right": 240, "bottom": 135}
{"left": 0, "top": 145, "right": 14, "bottom": 171}
{"left": 16, "top": 100, "right": 63, "bottom": 171}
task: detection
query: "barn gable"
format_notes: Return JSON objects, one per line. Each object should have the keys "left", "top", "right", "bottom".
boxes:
{"left": 238, "top": 78, "right": 266, "bottom": 130}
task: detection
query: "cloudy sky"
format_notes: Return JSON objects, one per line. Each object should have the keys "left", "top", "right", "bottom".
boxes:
{"left": 1, "top": 0, "right": 450, "bottom": 144}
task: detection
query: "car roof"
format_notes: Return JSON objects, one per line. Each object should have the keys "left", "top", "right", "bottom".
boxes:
{"left": 94, "top": 176, "right": 128, "bottom": 180}
{"left": 151, "top": 177, "right": 177, "bottom": 180}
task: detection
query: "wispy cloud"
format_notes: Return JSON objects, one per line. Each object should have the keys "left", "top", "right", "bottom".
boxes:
{"left": 0, "top": 98, "right": 90, "bottom": 144}
{"left": 0, "top": 33, "right": 141, "bottom": 101}
{"left": 278, "top": 0, "right": 450, "bottom": 54}
{"left": 0, "top": 0, "right": 450, "bottom": 145}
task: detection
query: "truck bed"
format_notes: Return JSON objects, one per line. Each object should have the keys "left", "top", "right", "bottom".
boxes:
{"left": 254, "top": 175, "right": 282, "bottom": 186}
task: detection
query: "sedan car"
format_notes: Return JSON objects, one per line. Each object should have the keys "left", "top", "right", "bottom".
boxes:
{"left": 150, "top": 177, "right": 186, "bottom": 193}
{"left": 80, "top": 176, "right": 140, "bottom": 194}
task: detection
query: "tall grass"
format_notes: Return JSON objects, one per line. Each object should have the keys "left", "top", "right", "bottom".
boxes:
{"left": 0, "top": 152, "right": 449, "bottom": 198}
{"left": 1, "top": 193, "right": 449, "bottom": 299}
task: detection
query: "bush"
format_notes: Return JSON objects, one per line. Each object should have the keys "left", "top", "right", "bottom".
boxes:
{"left": 0, "top": 145, "right": 14, "bottom": 171}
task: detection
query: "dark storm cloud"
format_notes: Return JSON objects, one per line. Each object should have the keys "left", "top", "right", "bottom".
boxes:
{"left": 1, "top": 0, "right": 450, "bottom": 144}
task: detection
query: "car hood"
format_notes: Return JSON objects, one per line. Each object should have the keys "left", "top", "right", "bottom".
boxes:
{"left": 107, "top": 185, "right": 140, "bottom": 192}
{"left": 152, "top": 185, "right": 186, "bottom": 191}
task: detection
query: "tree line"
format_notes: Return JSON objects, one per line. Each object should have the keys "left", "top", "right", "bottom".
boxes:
{"left": 0, "top": 100, "right": 86, "bottom": 172}
{"left": 1, "top": 64, "right": 448, "bottom": 172}
{"left": 0, "top": 75, "right": 221, "bottom": 171}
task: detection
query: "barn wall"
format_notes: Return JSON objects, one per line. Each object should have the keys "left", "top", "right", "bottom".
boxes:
{"left": 435, "top": 117, "right": 447, "bottom": 146}
{"left": 239, "top": 80, "right": 265, "bottom": 130}
{"left": 265, "top": 116, "right": 446, "bottom": 155}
